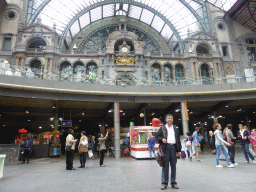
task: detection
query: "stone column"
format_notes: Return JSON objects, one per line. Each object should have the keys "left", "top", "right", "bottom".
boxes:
{"left": 173, "top": 68, "right": 176, "bottom": 82}
{"left": 15, "top": 57, "right": 20, "bottom": 68}
{"left": 191, "top": 62, "right": 195, "bottom": 80}
{"left": 44, "top": 57, "right": 48, "bottom": 79}
{"left": 213, "top": 111, "right": 218, "bottom": 124}
{"left": 114, "top": 102, "right": 120, "bottom": 158}
{"left": 218, "top": 63, "right": 221, "bottom": 77}
{"left": 181, "top": 102, "right": 189, "bottom": 137}
{"left": 214, "top": 62, "right": 218, "bottom": 77}
{"left": 21, "top": 57, "right": 25, "bottom": 73}
{"left": 195, "top": 62, "right": 199, "bottom": 79}
{"left": 49, "top": 58, "right": 53, "bottom": 80}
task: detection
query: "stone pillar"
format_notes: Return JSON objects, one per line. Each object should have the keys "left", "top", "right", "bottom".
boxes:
{"left": 181, "top": 102, "right": 189, "bottom": 137}
{"left": 214, "top": 62, "right": 218, "bottom": 77}
{"left": 213, "top": 111, "right": 218, "bottom": 124}
{"left": 173, "top": 68, "right": 176, "bottom": 82}
{"left": 114, "top": 102, "right": 120, "bottom": 158}
{"left": 44, "top": 57, "right": 48, "bottom": 79}
{"left": 53, "top": 101, "right": 59, "bottom": 130}
{"left": 191, "top": 62, "right": 195, "bottom": 80}
{"left": 15, "top": 57, "right": 20, "bottom": 68}
{"left": 21, "top": 57, "right": 25, "bottom": 73}
{"left": 49, "top": 58, "right": 53, "bottom": 80}
{"left": 195, "top": 63, "right": 199, "bottom": 79}
{"left": 218, "top": 63, "right": 221, "bottom": 77}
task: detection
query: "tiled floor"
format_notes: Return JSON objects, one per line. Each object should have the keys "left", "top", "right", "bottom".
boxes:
{"left": 0, "top": 150, "right": 255, "bottom": 192}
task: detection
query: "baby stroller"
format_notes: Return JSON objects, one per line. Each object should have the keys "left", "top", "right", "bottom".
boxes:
{"left": 123, "top": 144, "right": 130, "bottom": 156}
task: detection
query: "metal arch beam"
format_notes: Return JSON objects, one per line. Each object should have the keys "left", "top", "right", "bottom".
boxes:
{"left": 179, "top": 0, "right": 209, "bottom": 32}
{"left": 58, "top": 0, "right": 185, "bottom": 52}
{"left": 26, "top": 0, "right": 51, "bottom": 25}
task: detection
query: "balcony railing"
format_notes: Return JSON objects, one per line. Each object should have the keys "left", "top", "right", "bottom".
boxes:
{"left": 0, "top": 66, "right": 252, "bottom": 87}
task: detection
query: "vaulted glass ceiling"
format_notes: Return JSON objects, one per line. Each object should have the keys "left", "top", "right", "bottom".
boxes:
{"left": 27, "top": 0, "right": 237, "bottom": 49}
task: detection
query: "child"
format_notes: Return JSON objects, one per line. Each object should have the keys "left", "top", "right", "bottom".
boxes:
{"left": 249, "top": 129, "right": 256, "bottom": 158}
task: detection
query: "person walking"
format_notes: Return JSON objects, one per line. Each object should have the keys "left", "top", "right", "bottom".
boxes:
{"left": 78, "top": 131, "right": 88, "bottom": 168}
{"left": 189, "top": 127, "right": 202, "bottom": 162}
{"left": 237, "top": 124, "right": 256, "bottom": 164}
{"left": 208, "top": 131, "right": 216, "bottom": 155}
{"left": 89, "top": 68, "right": 96, "bottom": 84}
{"left": 157, "top": 114, "right": 181, "bottom": 190}
{"left": 185, "top": 132, "right": 193, "bottom": 159}
{"left": 213, "top": 123, "right": 235, "bottom": 168}
{"left": 66, "top": 129, "right": 78, "bottom": 170}
{"left": 198, "top": 133, "right": 205, "bottom": 152}
{"left": 226, "top": 124, "right": 238, "bottom": 165}
{"left": 98, "top": 131, "right": 108, "bottom": 167}
{"left": 22, "top": 134, "right": 33, "bottom": 164}
{"left": 249, "top": 128, "right": 256, "bottom": 159}
{"left": 147, "top": 133, "right": 157, "bottom": 159}
{"left": 88, "top": 135, "right": 95, "bottom": 159}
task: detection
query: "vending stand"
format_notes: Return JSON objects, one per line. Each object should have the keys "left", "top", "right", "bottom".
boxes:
{"left": 130, "top": 126, "right": 160, "bottom": 159}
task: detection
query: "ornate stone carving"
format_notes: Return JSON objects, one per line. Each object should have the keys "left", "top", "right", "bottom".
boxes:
{"left": 115, "top": 54, "right": 135, "bottom": 64}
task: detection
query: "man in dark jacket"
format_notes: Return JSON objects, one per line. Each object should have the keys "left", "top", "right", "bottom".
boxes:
{"left": 157, "top": 114, "right": 181, "bottom": 190}
{"left": 22, "top": 134, "right": 33, "bottom": 164}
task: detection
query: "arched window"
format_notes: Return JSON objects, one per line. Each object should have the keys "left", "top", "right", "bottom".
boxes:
{"left": 196, "top": 45, "right": 209, "bottom": 54}
{"left": 164, "top": 64, "right": 173, "bottom": 82}
{"left": 246, "top": 38, "right": 256, "bottom": 61}
{"left": 175, "top": 64, "right": 184, "bottom": 82}
{"left": 151, "top": 63, "right": 161, "bottom": 81}
{"left": 201, "top": 64, "right": 210, "bottom": 78}
{"left": 27, "top": 38, "right": 46, "bottom": 49}
{"left": 86, "top": 62, "right": 97, "bottom": 75}
{"left": 30, "top": 59, "right": 41, "bottom": 78}
{"left": 73, "top": 62, "right": 84, "bottom": 82}
{"left": 60, "top": 61, "right": 71, "bottom": 81}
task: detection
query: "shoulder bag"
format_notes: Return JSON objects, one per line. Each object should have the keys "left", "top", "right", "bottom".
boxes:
{"left": 156, "top": 126, "right": 166, "bottom": 167}
{"left": 185, "top": 137, "right": 192, "bottom": 147}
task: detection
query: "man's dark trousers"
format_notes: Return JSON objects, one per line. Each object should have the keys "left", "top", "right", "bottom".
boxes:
{"left": 162, "top": 144, "right": 177, "bottom": 187}
{"left": 66, "top": 149, "right": 74, "bottom": 170}
{"left": 228, "top": 144, "right": 235, "bottom": 163}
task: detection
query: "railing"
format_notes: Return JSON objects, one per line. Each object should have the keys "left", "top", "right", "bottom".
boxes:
{"left": 197, "top": 53, "right": 212, "bottom": 57}
{"left": 0, "top": 67, "right": 252, "bottom": 86}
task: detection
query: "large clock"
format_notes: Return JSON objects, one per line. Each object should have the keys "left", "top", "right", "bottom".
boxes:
{"left": 121, "top": 47, "right": 128, "bottom": 53}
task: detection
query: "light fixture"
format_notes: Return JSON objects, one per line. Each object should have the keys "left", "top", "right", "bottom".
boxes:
{"left": 51, "top": 124, "right": 53, "bottom": 127}
{"left": 105, "top": 124, "right": 108, "bottom": 127}
{"left": 150, "top": 122, "right": 152, "bottom": 125}
{"left": 52, "top": 104, "right": 56, "bottom": 109}
{"left": 151, "top": 112, "right": 155, "bottom": 115}
{"left": 249, "top": 120, "right": 251, "bottom": 122}
{"left": 82, "top": 112, "right": 84, "bottom": 115}
{"left": 99, "top": 124, "right": 101, "bottom": 127}
{"left": 25, "top": 110, "right": 29, "bottom": 114}
{"left": 28, "top": 120, "right": 30, "bottom": 122}
{"left": 120, "top": 109, "right": 123, "bottom": 113}
{"left": 39, "top": 126, "right": 42, "bottom": 129}
{"left": 225, "top": 106, "right": 228, "bottom": 107}
{"left": 175, "top": 109, "right": 180, "bottom": 112}
{"left": 123, "top": 113, "right": 125, "bottom": 115}
{"left": 178, "top": 119, "right": 181, "bottom": 120}
{"left": 253, "top": 112, "right": 256, "bottom": 114}
{"left": 241, "top": 121, "right": 244, "bottom": 122}
{"left": 59, "top": 118, "right": 63, "bottom": 121}
{"left": 58, "top": 125, "right": 60, "bottom": 126}
{"left": 108, "top": 109, "right": 113, "bottom": 113}
{"left": 140, "top": 113, "right": 144, "bottom": 117}
{"left": 79, "top": 120, "right": 81, "bottom": 122}
{"left": 194, "top": 124, "right": 196, "bottom": 126}
{"left": 50, "top": 117, "right": 54, "bottom": 121}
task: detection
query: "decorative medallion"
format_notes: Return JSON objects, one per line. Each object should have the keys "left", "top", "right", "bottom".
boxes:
{"left": 115, "top": 54, "right": 135, "bottom": 64}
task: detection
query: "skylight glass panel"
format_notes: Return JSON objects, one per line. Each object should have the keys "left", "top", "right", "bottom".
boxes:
{"left": 116, "top": 3, "right": 120, "bottom": 10}
{"left": 129, "top": 5, "right": 142, "bottom": 20}
{"left": 103, "top": 4, "right": 114, "bottom": 18}
{"left": 33, "top": 0, "right": 44, "bottom": 11}
{"left": 123, "top": 4, "right": 129, "bottom": 11}
{"left": 140, "top": 9, "right": 154, "bottom": 25}
{"left": 66, "top": 30, "right": 72, "bottom": 44}
{"left": 80, "top": 12, "right": 90, "bottom": 29}
{"left": 70, "top": 20, "right": 80, "bottom": 37}
{"left": 151, "top": 15, "right": 165, "bottom": 32}
{"left": 161, "top": 25, "right": 173, "bottom": 41}
{"left": 90, "top": 6, "right": 102, "bottom": 22}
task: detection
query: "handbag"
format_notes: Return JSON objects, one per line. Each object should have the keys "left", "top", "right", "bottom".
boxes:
{"left": 81, "top": 139, "right": 88, "bottom": 146}
{"left": 65, "top": 145, "right": 71, "bottom": 152}
{"left": 185, "top": 136, "right": 192, "bottom": 147}
{"left": 156, "top": 126, "right": 166, "bottom": 167}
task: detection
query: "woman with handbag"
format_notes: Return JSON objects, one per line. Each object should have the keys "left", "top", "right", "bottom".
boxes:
{"left": 78, "top": 131, "right": 88, "bottom": 168}
{"left": 98, "top": 131, "right": 108, "bottom": 167}
{"left": 185, "top": 132, "right": 193, "bottom": 159}
{"left": 66, "top": 129, "right": 78, "bottom": 170}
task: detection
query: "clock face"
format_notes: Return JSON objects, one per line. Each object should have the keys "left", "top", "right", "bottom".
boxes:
{"left": 121, "top": 47, "right": 128, "bottom": 53}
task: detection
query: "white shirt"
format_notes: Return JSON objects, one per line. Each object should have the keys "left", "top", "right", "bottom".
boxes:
{"left": 166, "top": 124, "right": 176, "bottom": 144}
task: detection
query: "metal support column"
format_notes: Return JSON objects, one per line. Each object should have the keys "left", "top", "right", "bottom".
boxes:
{"left": 181, "top": 102, "right": 189, "bottom": 137}
{"left": 114, "top": 102, "right": 120, "bottom": 158}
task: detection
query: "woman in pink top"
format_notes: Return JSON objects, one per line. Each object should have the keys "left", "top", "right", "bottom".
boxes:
{"left": 249, "top": 129, "right": 256, "bottom": 157}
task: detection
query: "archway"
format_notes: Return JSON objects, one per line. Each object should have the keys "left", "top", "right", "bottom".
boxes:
{"left": 30, "top": 59, "right": 41, "bottom": 78}
{"left": 60, "top": 61, "right": 71, "bottom": 81}
{"left": 73, "top": 61, "right": 84, "bottom": 82}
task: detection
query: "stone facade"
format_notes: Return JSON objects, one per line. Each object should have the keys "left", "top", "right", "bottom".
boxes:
{"left": 1, "top": 1, "right": 256, "bottom": 85}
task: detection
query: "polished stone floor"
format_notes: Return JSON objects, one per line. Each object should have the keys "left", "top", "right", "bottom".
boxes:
{"left": 0, "top": 150, "right": 255, "bottom": 192}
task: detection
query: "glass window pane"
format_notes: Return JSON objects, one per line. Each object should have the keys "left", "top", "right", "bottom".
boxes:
{"left": 103, "top": 4, "right": 114, "bottom": 18}
{"left": 129, "top": 5, "right": 142, "bottom": 20}
{"left": 90, "top": 6, "right": 102, "bottom": 22}
{"left": 80, "top": 12, "right": 90, "bottom": 29}
{"left": 70, "top": 20, "right": 80, "bottom": 37}
{"left": 151, "top": 15, "right": 165, "bottom": 32}
{"left": 140, "top": 9, "right": 154, "bottom": 25}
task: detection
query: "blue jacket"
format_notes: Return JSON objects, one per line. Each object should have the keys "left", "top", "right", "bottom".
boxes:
{"left": 148, "top": 137, "right": 156, "bottom": 146}
{"left": 88, "top": 139, "right": 95, "bottom": 150}
{"left": 23, "top": 139, "right": 33, "bottom": 150}
{"left": 237, "top": 130, "right": 250, "bottom": 144}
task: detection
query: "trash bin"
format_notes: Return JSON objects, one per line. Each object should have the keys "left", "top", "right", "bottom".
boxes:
{"left": 0, "top": 154, "right": 6, "bottom": 178}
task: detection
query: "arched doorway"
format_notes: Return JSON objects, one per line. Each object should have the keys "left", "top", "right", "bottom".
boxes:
{"left": 27, "top": 38, "right": 46, "bottom": 49}
{"left": 30, "top": 59, "right": 41, "bottom": 79}
{"left": 73, "top": 62, "right": 84, "bottom": 82}
{"left": 151, "top": 63, "right": 161, "bottom": 83}
{"left": 201, "top": 63, "right": 210, "bottom": 84}
{"left": 175, "top": 64, "right": 184, "bottom": 84}
{"left": 60, "top": 61, "right": 71, "bottom": 81}
{"left": 164, "top": 64, "right": 173, "bottom": 85}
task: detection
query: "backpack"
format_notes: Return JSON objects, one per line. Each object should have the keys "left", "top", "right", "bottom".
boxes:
{"left": 24, "top": 139, "right": 31, "bottom": 149}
